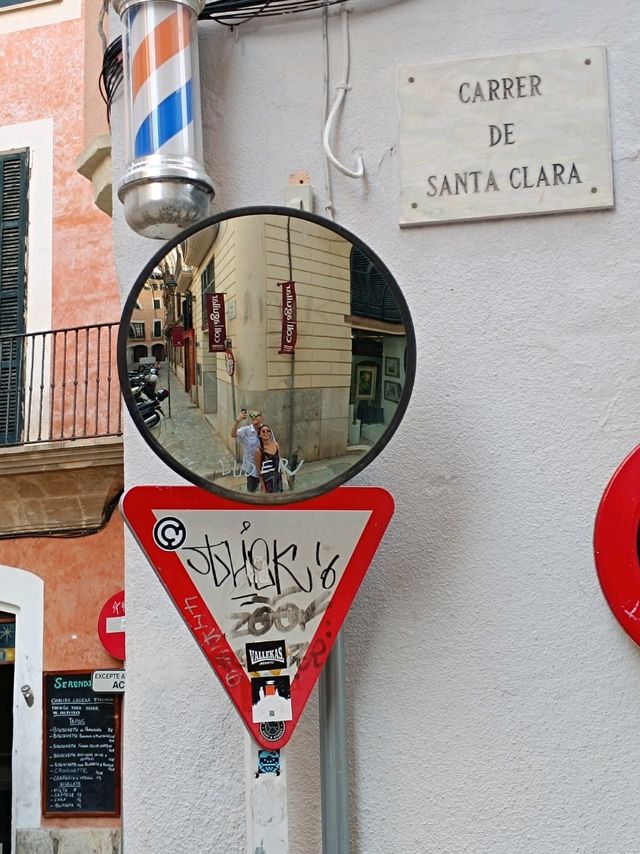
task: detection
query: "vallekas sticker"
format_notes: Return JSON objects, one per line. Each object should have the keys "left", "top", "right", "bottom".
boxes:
{"left": 245, "top": 640, "right": 287, "bottom": 672}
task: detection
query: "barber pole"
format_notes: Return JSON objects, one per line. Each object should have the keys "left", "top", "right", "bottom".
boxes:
{"left": 113, "top": 0, "right": 214, "bottom": 238}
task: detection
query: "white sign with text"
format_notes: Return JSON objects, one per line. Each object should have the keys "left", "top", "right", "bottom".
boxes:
{"left": 92, "top": 670, "right": 126, "bottom": 693}
{"left": 398, "top": 46, "right": 613, "bottom": 225}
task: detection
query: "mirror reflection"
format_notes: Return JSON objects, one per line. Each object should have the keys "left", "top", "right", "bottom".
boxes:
{"left": 122, "top": 210, "right": 413, "bottom": 502}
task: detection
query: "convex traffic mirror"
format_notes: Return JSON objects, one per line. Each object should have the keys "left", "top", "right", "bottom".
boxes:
{"left": 118, "top": 207, "right": 415, "bottom": 504}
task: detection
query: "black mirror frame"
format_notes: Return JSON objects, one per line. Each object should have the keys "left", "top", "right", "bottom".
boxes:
{"left": 118, "top": 205, "right": 416, "bottom": 504}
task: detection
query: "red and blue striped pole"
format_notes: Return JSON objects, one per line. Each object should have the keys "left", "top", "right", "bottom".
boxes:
{"left": 113, "top": 0, "right": 214, "bottom": 238}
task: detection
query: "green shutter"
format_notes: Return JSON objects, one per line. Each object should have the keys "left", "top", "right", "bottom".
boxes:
{"left": 200, "top": 258, "right": 215, "bottom": 302}
{"left": 0, "top": 151, "right": 28, "bottom": 444}
{"left": 350, "top": 246, "right": 401, "bottom": 324}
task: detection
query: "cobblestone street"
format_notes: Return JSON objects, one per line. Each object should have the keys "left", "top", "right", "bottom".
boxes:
{"left": 151, "top": 364, "right": 371, "bottom": 495}
{"left": 153, "top": 364, "right": 236, "bottom": 483}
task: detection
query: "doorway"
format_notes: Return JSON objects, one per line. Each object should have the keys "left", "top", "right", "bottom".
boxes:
{"left": 184, "top": 332, "right": 195, "bottom": 394}
{"left": 0, "top": 613, "right": 15, "bottom": 854}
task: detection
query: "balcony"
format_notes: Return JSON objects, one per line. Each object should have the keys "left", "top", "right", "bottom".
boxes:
{"left": 0, "top": 322, "right": 124, "bottom": 537}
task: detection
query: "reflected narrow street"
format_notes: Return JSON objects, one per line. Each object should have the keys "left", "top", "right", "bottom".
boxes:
{"left": 151, "top": 362, "right": 371, "bottom": 495}
{"left": 153, "top": 362, "right": 237, "bottom": 483}
{"left": 124, "top": 211, "right": 410, "bottom": 502}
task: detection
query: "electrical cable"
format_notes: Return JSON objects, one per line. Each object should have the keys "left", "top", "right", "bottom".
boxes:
{"left": 100, "top": 37, "right": 123, "bottom": 124}
{"left": 202, "top": 0, "right": 346, "bottom": 23}
{"left": 204, "top": 0, "right": 275, "bottom": 26}
{"left": 101, "top": 0, "right": 349, "bottom": 121}
{"left": 98, "top": 0, "right": 109, "bottom": 53}
{"left": 321, "top": 0, "right": 335, "bottom": 220}
{"left": 321, "top": 7, "right": 364, "bottom": 178}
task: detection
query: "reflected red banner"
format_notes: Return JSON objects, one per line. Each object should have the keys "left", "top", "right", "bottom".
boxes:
{"left": 206, "top": 293, "right": 226, "bottom": 353}
{"left": 279, "top": 281, "right": 297, "bottom": 355}
{"left": 171, "top": 326, "right": 184, "bottom": 347}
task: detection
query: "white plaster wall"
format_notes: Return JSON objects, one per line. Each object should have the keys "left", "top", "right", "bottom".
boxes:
{"left": 113, "top": 1, "right": 640, "bottom": 851}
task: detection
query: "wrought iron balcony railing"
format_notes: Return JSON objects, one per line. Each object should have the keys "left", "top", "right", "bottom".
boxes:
{"left": 0, "top": 322, "right": 122, "bottom": 447}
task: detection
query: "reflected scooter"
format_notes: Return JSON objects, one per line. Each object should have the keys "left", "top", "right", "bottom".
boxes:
{"left": 131, "top": 374, "right": 169, "bottom": 430}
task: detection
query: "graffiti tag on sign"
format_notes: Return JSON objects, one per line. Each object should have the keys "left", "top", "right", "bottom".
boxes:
{"left": 121, "top": 486, "right": 394, "bottom": 748}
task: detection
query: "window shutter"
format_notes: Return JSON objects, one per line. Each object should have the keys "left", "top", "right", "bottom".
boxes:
{"left": 350, "top": 246, "right": 401, "bottom": 324}
{"left": 0, "top": 151, "right": 28, "bottom": 444}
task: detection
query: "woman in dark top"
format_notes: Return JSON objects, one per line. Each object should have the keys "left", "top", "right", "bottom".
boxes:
{"left": 255, "top": 425, "right": 283, "bottom": 493}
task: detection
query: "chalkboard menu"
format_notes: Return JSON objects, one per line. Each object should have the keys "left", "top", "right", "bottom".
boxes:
{"left": 43, "top": 672, "right": 120, "bottom": 816}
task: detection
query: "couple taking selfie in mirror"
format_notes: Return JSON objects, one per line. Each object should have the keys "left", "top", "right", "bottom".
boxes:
{"left": 230, "top": 409, "right": 284, "bottom": 494}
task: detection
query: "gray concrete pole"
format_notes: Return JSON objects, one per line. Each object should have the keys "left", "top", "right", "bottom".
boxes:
{"left": 319, "top": 631, "right": 350, "bottom": 854}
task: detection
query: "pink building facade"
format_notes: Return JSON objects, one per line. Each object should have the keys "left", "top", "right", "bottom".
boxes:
{"left": 0, "top": 2, "right": 123, "bottom": 851}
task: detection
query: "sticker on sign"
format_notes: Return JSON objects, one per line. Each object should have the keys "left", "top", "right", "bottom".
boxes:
{"left": 92, "top": 670, "right": 126, "bottom": 693}
{"left": 121, "top": 485, "right": 393, "bottom": 749}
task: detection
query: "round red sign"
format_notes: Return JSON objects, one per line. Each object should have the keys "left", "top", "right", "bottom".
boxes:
{"left": 594, "top": 445, "right": 640, "bottom": 646}
{"left": 97, "top": 590, "right": 126, "bottom": 660}
{"left": 225, "top": 349, "right": 235, "bottom": 376}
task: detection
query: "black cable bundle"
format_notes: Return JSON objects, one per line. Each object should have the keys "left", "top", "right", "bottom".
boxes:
{"left": 101, "top": 0, "right": 348, "bottom": 121}
{"left": 202, "top": 0, "right": 347, "bottom": 25}
{"left": 100, "top": 37, "right": 123, "bottom": 124}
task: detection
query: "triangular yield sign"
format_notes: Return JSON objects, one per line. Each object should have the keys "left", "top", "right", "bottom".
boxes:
{"left": 121, "top": 485, "right": 393, "bottom": 749}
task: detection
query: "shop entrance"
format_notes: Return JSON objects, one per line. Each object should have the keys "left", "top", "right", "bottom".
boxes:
{"left": 0, "top": 613, "right": 15, "bottom": 854}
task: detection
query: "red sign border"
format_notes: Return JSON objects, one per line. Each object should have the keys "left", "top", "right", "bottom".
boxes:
{"left": 594, "top": 444, "right": 640, "bottom": 646}
{"left": 97, "top": 591, "right": 126, "bottom": 661}
{"left": 121, "top": 486, "right": 394, "bottom": 748}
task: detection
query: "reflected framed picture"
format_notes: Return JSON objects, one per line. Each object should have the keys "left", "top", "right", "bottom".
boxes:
{"left": 384, "top": 380, "right": 402, "bottom": 403}
{"left": 355, "top": 364, "right": 377, "bottom": 400}
{"left": 385, "top": 356, "right": 400, "bottom": 378}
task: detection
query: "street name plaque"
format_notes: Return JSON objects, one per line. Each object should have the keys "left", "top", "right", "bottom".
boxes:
{"left": 398, "top": 46, "right": 613, "bottom": 225}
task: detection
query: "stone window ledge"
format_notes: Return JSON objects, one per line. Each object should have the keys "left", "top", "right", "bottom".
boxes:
{"left": 76, "top": 133, "right": 113, "bottom": 217}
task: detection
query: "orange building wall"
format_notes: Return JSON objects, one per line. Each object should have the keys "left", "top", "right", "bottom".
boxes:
{"left": 0, "top": 18, "right": 120, "bottom": 331}
{"left": 83, "top": 0, "right": 110, "bottom": 147}
{"left": 0, "top": 510, "right": 124, "bottom": 829}
{"left": 0, "top": 511, "right": 124, "bottom": 672}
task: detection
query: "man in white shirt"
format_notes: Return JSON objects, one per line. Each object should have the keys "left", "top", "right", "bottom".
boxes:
{"left": 230, "top": 409, "right": 264, "bottom": 493}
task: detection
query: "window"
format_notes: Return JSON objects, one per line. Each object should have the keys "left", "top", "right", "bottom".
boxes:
{"left": 0, "top": 0, "right": 41, "bottom": 8}
{"left": 200, "top": 259, "right": 214, "bottom": 329}
{"left": 153, "top": 298, "right": 161, "bottom": 310}
{"left": 0, "top": 151, "right": 28, "bottom": 444}
{"left": 153, "top": 320, "right": 162, "bottom": 338}
{"left": 182, "top": 295, "right": 193, "bottom": 331}
{"left": 350, "top": 246, "right": 401, "bottom": 324}
{"left": 129, "top": 322, "right": 145, "bottom": 339}
{"left": 201, "top": 259, "right": 214, "bottom": 301}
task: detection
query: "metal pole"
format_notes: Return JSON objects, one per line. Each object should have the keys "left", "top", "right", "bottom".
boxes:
{"left": 230, "top": 370, "right": 237, "bottom": 422}
{"left": 166, "top": 340, "right": 172, "bottom": 418}
{"left": 319, "top": 631, "right": 350, "bottom": 854}
{"left": 245, "top": 732, "right": 289, "bottom": 853}
{"left": 287, "top": 353, "right": 295, "bottom": 465}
